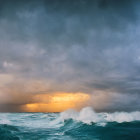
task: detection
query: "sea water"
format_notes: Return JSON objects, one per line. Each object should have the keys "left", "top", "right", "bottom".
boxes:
{"left": 0, "top": 107, "right": 140, "bottom": 140}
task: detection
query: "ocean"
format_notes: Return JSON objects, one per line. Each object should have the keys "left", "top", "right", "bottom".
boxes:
{"left": 0, "top": 107, "right": 140, "bottom": 140}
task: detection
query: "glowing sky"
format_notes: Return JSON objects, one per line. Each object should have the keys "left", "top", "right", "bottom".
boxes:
{"left": 21, "top": 93, "right": 90, "bottom": 112}
{"left": 0, "top": 0, "right": 140, "bottom": 112}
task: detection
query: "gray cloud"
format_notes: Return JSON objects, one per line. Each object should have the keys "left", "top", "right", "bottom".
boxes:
{"left": 0, "top": 0, "right": 140, "bottom": 112}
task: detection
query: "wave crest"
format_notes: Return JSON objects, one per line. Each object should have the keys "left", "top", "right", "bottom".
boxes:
{"left": 59, "top": 107, "right": 140, "bottom": 125}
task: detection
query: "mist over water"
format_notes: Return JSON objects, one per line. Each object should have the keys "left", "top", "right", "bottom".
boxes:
{"left": 0, "top": 107, "right": 140, "bottom": 140}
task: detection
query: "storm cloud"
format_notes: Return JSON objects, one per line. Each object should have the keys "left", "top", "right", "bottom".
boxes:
{"left": 0, "top": 0, "right": 140, "bottom": 112}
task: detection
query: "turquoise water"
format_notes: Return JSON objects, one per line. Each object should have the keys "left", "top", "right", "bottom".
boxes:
{"left": 0, "top": 107, "right": 140, "bottom": 140}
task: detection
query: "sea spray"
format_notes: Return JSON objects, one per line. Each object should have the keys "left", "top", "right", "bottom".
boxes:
{"left": 59, "top": 106, "right": 140, "bottom": 125}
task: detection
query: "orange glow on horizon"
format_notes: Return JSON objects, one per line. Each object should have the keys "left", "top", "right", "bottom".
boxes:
{"left": 21, "top": 93, "right": 90, "bottom": 112}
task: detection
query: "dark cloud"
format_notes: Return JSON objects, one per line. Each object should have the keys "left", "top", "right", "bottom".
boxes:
{"left": 0, "top": 0, "right": 140, "bottom": 112}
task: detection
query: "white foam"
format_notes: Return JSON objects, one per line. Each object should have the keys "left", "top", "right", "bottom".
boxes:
{"left": 59, "top": 106, "right": 140, "bottom": 125}
{"left": 0, "top": 114, "right": 11, "bottom": 124}
{"left": 0, "top": 107, "right": 139, "bottom": 128}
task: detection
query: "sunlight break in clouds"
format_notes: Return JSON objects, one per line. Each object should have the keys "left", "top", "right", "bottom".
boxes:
{"left": 21, "top": 93, "right": 90, "bottom": 112}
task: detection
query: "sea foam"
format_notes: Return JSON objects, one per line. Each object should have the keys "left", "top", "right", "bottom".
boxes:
{"left": 59, "top": 106, "right": 140, "bottom": 125}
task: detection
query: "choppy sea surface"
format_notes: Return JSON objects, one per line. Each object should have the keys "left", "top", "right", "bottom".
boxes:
{"left": 0, "top": 107, "right": 140, "bottom": 140}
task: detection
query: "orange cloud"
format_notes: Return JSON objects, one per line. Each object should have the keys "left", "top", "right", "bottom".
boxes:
{"left": 21, "top": 92, "right": 90, "bottom": 112}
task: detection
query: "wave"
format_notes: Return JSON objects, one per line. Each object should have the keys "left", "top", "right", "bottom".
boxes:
{"left": 0, "top": 110, "right": 140, "bottom": 140}
{"left": 0, "top": 124, "right": 20, "bottom": 140}
{"left": 59, "top": 107, "right": 140, "bottom": 125}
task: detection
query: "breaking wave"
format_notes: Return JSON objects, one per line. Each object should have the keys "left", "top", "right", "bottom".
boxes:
{"left": 59, "top": 106, "right": 140, "bottom": 125}
{"left": 0, "top": 107, "right": 140, "bottom": 140}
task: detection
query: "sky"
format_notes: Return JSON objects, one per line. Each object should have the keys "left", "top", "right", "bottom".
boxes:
{"left": 0, "top": 0, "right": 140, "bottom": 112}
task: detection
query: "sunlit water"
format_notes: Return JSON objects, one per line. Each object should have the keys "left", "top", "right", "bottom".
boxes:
{"left": 0, "top": 107, "right": 140, "bottom": 140}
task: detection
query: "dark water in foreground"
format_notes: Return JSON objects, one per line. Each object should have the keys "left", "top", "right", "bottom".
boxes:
{"left": 0, "top": 107, "right": 140, "bottom": 140}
